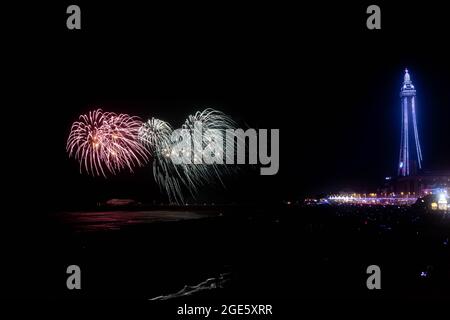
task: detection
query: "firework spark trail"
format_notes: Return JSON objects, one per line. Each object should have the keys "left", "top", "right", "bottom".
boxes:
{"left": 181, "top": 108, "right": 239, "bottom": 188}
{"left": 138, "top": 118, "right": 188, "bottom": 203}
{"left": 67, "top": 109, "right": 149, "bottom": 177}
{"left": 139, "top": 109, "right": 239, "bottom": 203}
{"left": 138, "top": 118, "right": 173, "bottom": 155}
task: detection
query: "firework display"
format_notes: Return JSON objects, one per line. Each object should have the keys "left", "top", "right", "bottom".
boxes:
{"left": 67, "top": 109, "right": 149, "bottom": 177}
{"left": 68, "top": 108, "right": 238, "bottom": 202}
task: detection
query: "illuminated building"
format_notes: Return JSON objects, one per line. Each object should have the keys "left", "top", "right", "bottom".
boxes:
{"left": 383, "top": 171, "right": 450, "bottom": 197}
{"left": 398, "top": 69, "right": 423, "bottom": 176}
{"left": 323, "top": 68, "right": 450, "bottom": 204}
{"left": 381, "top": 69, "right": 449, "bottom": 199}
{"left": 438, "top": 192, "right": 448, "bottom": 211}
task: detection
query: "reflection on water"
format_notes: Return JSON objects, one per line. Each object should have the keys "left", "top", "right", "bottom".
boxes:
{"left": 57, "top": 210, "right": 218, "bottom": 232}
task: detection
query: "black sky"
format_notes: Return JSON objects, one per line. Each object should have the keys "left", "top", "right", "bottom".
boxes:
{"left": 5, "top": 2, "right": 450, "bottom": 210}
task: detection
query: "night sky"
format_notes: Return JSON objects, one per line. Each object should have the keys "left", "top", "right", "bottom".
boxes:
{"left": 6, "top": 2, "right": 450, "bottom": 211}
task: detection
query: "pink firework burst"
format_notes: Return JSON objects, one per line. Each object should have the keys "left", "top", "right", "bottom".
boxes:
{"left": 67, "top": 109, "right": 149, "bottom": 177}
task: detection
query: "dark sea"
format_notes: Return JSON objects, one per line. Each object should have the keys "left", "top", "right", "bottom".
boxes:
{"left": 4, "top": 205, "right": 450, "bottom": 305}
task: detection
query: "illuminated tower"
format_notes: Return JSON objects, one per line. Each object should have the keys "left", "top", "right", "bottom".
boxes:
{"left": 398, "top": 69, "right": 423, "bottom": 176}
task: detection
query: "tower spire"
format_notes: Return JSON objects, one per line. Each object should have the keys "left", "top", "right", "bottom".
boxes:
{"left": 404, "top": 68, "right": 411, "bottom": 84}
{"left": 398, "top": 68, "right": 422, "bottom": 176}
